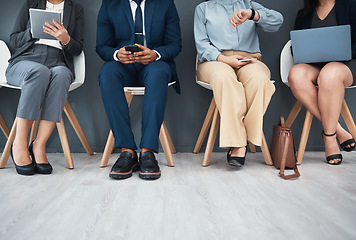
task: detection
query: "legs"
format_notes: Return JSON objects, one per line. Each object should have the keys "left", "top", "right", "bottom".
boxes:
{"left": 288, "top": 62, "right": 354, "bottom": 164}
{"left": 5, "top": 61, "right": 72, "bottom": 169}
{"left": 99, "top": 61, "right": 171, "bottom": 153}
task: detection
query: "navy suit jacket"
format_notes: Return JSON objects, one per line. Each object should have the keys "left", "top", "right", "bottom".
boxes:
{"left": 294, "top": 0, "right": 356, "bottom": 59}
{"left": 96, "top": 0, "right": 182, "bottom": 93}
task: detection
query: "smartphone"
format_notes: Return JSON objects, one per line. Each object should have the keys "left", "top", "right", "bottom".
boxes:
{"left": 125, "top": 45, "right": 141, "bottom": 53}
{"left": 240, "top": 58, "right": 257, "bottom": 62}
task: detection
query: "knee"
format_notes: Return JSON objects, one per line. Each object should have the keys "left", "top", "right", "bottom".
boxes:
{"left": 29, "top": 65, "right": 51, "bottom": 84}
{"left": 317, "top": 64, "right": 344, "bottom": 90}
{"left": 98, "top": 62, "right": 123, "bottom": 88}
{"left": 288, "top": 65, "right": 310, "bottom": 90}
{"left": 50, "top": 67, "right": 72, "bottom": 89}
{"left": 144, "top": 62, "right": 171, "bottom": 82}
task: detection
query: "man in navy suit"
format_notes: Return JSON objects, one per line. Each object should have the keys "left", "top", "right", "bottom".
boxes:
{"left": 96, "top": 0, "right": 182, "bottom": 180}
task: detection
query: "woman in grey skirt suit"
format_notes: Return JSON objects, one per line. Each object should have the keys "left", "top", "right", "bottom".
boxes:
{"left": 6, "top": 0, "right": 84, "bottom": 175}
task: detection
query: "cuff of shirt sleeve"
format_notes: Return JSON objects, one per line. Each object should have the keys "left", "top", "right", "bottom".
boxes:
{"left": 211, "top": 51, "right": 222, "bottom": 61}
{"left": 255, "top": 10, "right": 267, "bottom": 24}
{"left": 113, "top": 50, "right": 120, "bottom": 61}
{"left": 153, "top": 50, "right": 161, "bottom": 61}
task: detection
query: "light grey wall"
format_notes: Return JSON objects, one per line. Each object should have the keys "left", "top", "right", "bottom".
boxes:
{"left": 0, "top": 0, "right": 354, "bottom": 153}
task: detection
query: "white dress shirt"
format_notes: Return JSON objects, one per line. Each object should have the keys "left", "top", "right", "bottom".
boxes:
{"left": 113, "top": 0, "right": 161, "bottom": 61}
{"left": 35, "top": 1, "right": 65, "bottom": 50}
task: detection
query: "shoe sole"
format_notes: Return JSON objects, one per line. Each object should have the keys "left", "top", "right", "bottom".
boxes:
{"left": 109, "top": 163, "right": 139, "bottom": 180}
{"left": 139, "top": 170, "right": 161, "bottom": 180}
{"left": 228, "top": 160, "right": 243, "bottom": 167}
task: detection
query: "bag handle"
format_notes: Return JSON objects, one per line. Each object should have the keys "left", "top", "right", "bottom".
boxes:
{"left": 279, "top": 130, "right": 300, "bottom": 180}
{"left": 279, "top": 116, "right": 286, "bottom": 128}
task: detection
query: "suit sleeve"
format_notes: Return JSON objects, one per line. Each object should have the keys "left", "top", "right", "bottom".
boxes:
{"left": 96, "top": 0, "right": 117, "bottom": 61}
{"left": 294, "top": 9, "right": 304, "bottom": 30}
{"left": 63, "top": 4, "right": 84, "bottom": 56}
{"left": 152, "top": 1, "right": 182, "bottom": 62}
{"left": 9, "top": 0, "right": 33, "bottom": 50}
{"left": 347, "top": 0, "right": 356, "bottom": 59}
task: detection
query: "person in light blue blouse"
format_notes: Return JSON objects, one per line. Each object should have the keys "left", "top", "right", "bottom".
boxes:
{"left": 194, "top": 0, "right": 283, "bottom": 167}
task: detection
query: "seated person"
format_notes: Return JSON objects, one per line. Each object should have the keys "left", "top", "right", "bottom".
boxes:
{"left": 288, "top": 0, "right": 356, "bottom": 165}
{"left": 194, "top": 0, "right": 283, "bottom": 168}
{"left": 96, "top": 0, "right": 182, "bottom": 180}
{"left": 6, "top": 0, "right": 84, "bottom": 175}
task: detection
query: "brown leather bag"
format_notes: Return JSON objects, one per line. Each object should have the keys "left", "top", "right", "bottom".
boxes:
{"left": 270, "top": 116, "right": 300, "bottom": 180}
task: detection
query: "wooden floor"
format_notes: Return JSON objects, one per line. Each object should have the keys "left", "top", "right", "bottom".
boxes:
{"left": 0, "top": 151, "right": 356, "bottom": 240}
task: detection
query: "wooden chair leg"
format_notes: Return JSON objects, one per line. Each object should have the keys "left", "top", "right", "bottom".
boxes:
{"left": 341, "top": 99, "right": 356, "bottom": 139}
{"left": 285, "top": 100, "right": 304, "bottom": 128}
{"left": 249, "top": 142, "right": 256, "bottom": 153}
{"left": 56, "top": 116, "right": 74, "bottom": 169}
{"left": 261, "top": 132, "right": 273, "bottom": 165}
{"left": 296, "top": 110, "right": 313, "bottom": 165}
{"left": 193, "top": 98, "right": 216, "bottom": 153}
{"left": 159, "top": 123, "right": 175, "bottom": 167}
{"left": 29, "top": 115, "right": 40, "bottom": 144}
{"left": 162, "top": 121, "right": 176, "bottom": 154}
{"left": 100, "top": 130, "right": 115, "bottom": 168}
{"left": 0, "top": 119, "right": 17, "bottom": 168}
{"left": 63, "top": 100, "right": 93, "bottom": 155}
{"left": 0, "top": 113, "right": 10, "bottom": 138}
{"left": 202, "top": 107, "right": 220, "bottom": 167}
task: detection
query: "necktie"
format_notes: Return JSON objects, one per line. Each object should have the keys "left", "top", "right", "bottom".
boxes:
{"left": 134, "top": 0, "right": 143, "bottom": 45}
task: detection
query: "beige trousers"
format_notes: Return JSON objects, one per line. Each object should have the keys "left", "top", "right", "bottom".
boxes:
{"left": 196, "top": 51, "right": 275, "bottom": 148}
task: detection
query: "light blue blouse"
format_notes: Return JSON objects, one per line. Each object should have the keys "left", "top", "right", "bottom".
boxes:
{"left": 194, "top": 0, "right": 283, "bottom": 62}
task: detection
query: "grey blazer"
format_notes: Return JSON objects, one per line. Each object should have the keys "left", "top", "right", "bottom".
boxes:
{"left": 8, "top": 0, "right": 84, "bottom": 75}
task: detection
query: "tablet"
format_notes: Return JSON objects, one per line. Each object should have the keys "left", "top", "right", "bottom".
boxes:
{"left": 29, "top": 8, "right": 62, "bottom": 40}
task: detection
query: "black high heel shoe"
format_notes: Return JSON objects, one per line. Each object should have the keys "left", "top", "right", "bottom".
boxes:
{"left": 10, "top": 144, "right": 35, "bottom": 175}
{"left": 323, "top": 131, "right": 343, "bottom": 165}
{"left": 28, "top": 141, "right": 53, "bottom": 174}
{"left": 340, "top": 138, "right": 355, "bottom": 152}
{"left": 227, "top": 146, "right": 247, "bottom": 167}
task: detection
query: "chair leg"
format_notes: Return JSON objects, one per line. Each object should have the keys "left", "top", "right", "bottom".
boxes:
{"left": 249, "top": 142, "right": 256, "bottom": 153}
{"left": 202, "top": 107, "right": 220, "bottom": 167}
{"left": 100, "top": 130, "right": 115, "bottom": 168}
{"left": 29, "top": 114, "right": 40, "bottom": 144}
{"left": 261, "top": 132, "right": 273, "bottom": 165}
{"left": 162, "top": 121, "right": 176, "bottom": 154}
{"left": 296, "top": 110, "right": 313, "bottom": 165}
{"left": 0, "top": 113, "right": 10, "bottom": 138}
{"left": 341, "top": 99, "right": 356, "bottom": 139}
{"left": 63, "top": 100, "right": 93, "bottom": 155}
{"left": 285, "top": 100, "right": 304, "bottom": 128}
{"left": 159, "top": 122, "right": 175, "bottom": 167}
{"left": 56, "top": 116, "right": 74, "bottom": 169}
{"left": 0, "top": 119, "right": 17, "bottom": 168}
{"left": 193, "top": 98, "right": 216, "bottom": 153}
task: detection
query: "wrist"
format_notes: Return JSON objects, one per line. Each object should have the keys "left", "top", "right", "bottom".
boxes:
{"left": 249, "top": 8, "right": 255, "bottom": 20}
{"left": 62, "top": 36, "right": 70, "bottom": 46}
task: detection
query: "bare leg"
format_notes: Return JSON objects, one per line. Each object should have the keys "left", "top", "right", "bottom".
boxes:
{"left": 32, "top": 120, "right": 56, "bottom": 164}
{"left": 317, "top": 62, "right": 353, "bottom": 163}
{"left": 12, "top": 117, "right": 33, "bottom": 166}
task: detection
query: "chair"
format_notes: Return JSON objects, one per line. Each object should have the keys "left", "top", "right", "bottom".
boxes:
{"left": 0, "top": 40, "right": 93, "bottom": 169}
{"left": 0, "top": 44, "right": 10, "bottom": 138}
{"left": 280, "top": 40, "right": 356, "bottom": 164}
{"left": 100, "top": 83, "right": 176, "bottom": 168}
{"left": 193, "top": 58, "right": 273, "bottom": 166}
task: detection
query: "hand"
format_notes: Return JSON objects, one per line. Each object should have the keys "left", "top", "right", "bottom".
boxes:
{"left": 43, "top": 20, "right": 70, "bottom": 45}
{"left": 230, "top": 9, "right": 254, "bottom": 28}
{"left": 132, "top": 44, "right": 158, "bottom": 65}
{"left": 217, "top": 54, "right": 252, "bottom": 69}
{"left": 117, "top": 47, "right": 136, "bottom": 64}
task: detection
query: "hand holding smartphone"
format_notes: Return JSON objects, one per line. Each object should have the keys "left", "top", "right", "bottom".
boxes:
{"left": 125, "top": 44, "right": 142, "bottom": 53}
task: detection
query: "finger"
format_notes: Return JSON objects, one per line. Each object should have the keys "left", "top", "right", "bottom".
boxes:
{"left": 44, "top": 22, "right": 57, "bottom": 31}
{"left": 52, "top": 20, "right": 62, "bottom": 29}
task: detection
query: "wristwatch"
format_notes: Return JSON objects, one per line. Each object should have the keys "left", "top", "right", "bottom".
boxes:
{"left": 249, "top": 8, "right": 255, "bottom": 20}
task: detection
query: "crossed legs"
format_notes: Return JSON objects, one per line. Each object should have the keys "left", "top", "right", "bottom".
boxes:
{"left": 288, "top": 62, "right": 354, "bottom": 164}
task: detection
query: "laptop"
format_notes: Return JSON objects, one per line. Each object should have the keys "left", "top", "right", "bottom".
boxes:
{"left": 290, "top": 25, "right": 351, "bottom": 64}
{"left": 29, "top": 8, "right": 62, "bottom": 40}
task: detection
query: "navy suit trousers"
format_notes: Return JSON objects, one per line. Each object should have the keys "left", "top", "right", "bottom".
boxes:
{"left": 98, "top": 61, "right": 171, "bottom": 153}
